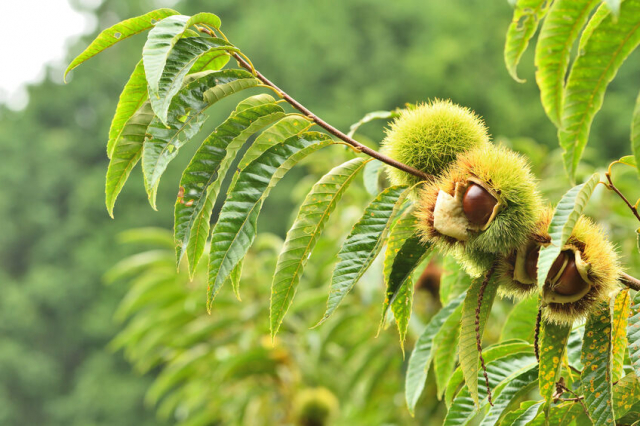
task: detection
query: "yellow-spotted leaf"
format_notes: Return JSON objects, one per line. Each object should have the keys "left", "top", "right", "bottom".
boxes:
{"left": 270, "top": 157, "right": 370, "bottom": 338}
{"left": 538, "top": 320, "right": 572, "bottom": 404}
{"left": 611, "top": 288, "right": 630, "bottom": 382}
{"left": 632, "top": 91, "right": 640, "bottom": 179}
{"left": 627, "top": 290, "right": 640, "bottom": 377}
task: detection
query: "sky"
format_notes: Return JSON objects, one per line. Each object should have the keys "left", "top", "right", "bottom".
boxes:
{"left": 0, "top": 0, "right": 97, "bottom": 110}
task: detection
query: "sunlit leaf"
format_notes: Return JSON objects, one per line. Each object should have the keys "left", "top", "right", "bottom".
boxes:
{"left": 538, "top": 320, "right": 571, "bottom": 404}
{"left": 627, "top": 290, "right": 640, "bottom": 377}
{"left": 143, "top": 13, "right": 222, "bottom": 97}
{"left": 534, "top": 0, "right": 599, "bottom": 126}
{"left": 459, "top": 273, "right": 499, "bottom": 406}
{"left": 478, "top": 365, "right": 538, "bottom": 426}
{"left": 559, "top": 0, "right": 640, "bottom": 180}
{"left": 504, "top": 0, "right": 550, "bottom": 82}
{"left": 439, "top": 255, "right": 473, "bottom": 306}
{"left": 434, "top": 304, "right": 463, "bottom": 399}
{"left": 613, "top": 373, "right": 640, "bottom": 419}
{"left": 405, "top": 292, "right": 467, "bottom": 415}
{"left": 142, "top": 69, "right": 259, "bottom": 208}
{"left": 581, "top": 303, "right": 615, "bottom": 426}
{"left": 604, "top": 0, "right": 621, "bottom": 17}
{"left": 363, "top": 159, "right": 384, "bottom": 196}
{"left": 174, "top": 99, "right": 285, "bottom": 274}
{"left": 632, "top": 91, "right": 640, "bottom": 179}
{"left": 65, "top": 8, "right": 179, "bottom": 79}
{"left": 501, "top": 401, "right": 544, "bottom": 426}
{"left": 105, "top": 101, "right": 155, "bottom": 217}
{"left": 318, "top": 185, "right": 409, "bottom": 325}
{"left": 207, "top": 132, "right": 334, "bottom": 311}
{"left": 347, "top": 110, "right": 398, "bottom": 139}
{"left": 525, "top": 401, "right": 584, "bottom": 426}
{"left": 537, "top": 173, "right": 599, "bottom": 288}
{"left": 500, "top": 296, "right": 538, "bottom": 343}
{"left": 611, "top": 288, "right": 630, "bottom": 382}
{"left": 391, "top": 274, "right": 414, "bottom": 351}
{"left": 270, "top": 157, "right": 370, "bottom": 338}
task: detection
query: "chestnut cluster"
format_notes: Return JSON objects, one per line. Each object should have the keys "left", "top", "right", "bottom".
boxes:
{"left": 382, "top": 100, "right": 621, "bottom": 325}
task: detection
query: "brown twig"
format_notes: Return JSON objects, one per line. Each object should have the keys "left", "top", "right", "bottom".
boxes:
{"left": 198, "top": 26, "right": 433, "bottom": 182}
{"left": 604, "top": 170, "right": 640, "bottom": 223}
{"left": 534, "top": 303, "right": 542, "bottom": 363}
{"left": 621, "top": 273, "right": 640, "bottom": 291}
{"left": 476, "top": 262, "right": 497, "bottom": 406}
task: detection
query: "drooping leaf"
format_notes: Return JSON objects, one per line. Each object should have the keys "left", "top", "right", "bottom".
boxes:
{"left": 363, "top": 159, "right": 384, "bottom": 196}
{"left": 632, "top": 91, "right": 640, "bottom": 179}
{"left": 534, "top": 0, "right": 599, "bottom": 126}
{"left": 405, "top": 292, "right": 467, "bottom": 415}
{"left": 105, "top": 101, "right": 155, "bottom": 217}
{"left": 270, "top": 157, "right": 370, "bottom": 338}
{"left": 150, "top": 36, "right": 239, "bottom": 123}
{"left": 459, "top": 273, "right": 499, "bottom": 406}
{"left": 525, "top": 401, "right": 583, "bottom": 426}
{"left": 318, "top": 185, "right": 409, "bottom": 325}
{"left": 142, "top": 69, "right": 260, "bottom": 208}
{"left": 611, "top": 288, "right": 630, "bottom": 382}
{"left": 614, "top": 373, "right": 640, "bottom": 419}
{"left": 478, "top": 365, "right": 539, "bottom": 426}
{"left": 434, "top": 303, "right": 463, "bottom": 399}
{"left": 207, "top": 132, "right": 334, "bottom": 311}
{"left": 107, "top": 60, "right": 148, "bottom": 159}
{"left": 391, "top": 274, "right": 414, "bottom": 351}
{"left": 439, "top": 255, "right": 473, "bottom": 306}
{"left": 65, "top": 8, "right": 179, "bottom": 79}
{"left": 443, "top": 353, "right": 537, "bottom": 426}
{"left": 537, "top": 173, "right": 600, "bottom": 288}
{"left": 559, "top": 0, "right": 640, "bottom": 180}
{"left": 627, "top": 290, "right": 640, "bottom": 377}
{"left": 501, "top": 401, "right": 544, "bottom": 426}
{"left": 538, "top": 320, "right": 572, "bottom": 404}
{"left": 347, "top": 110, "right": 398, "bottom": 138}
{"left": 500, "top": 296, "right": 538, "bottom": 343}
{"left": 619, "top": 155, "right": 638, "bottom": 168}
{"left": 445, "top": 340, "right": 534, "bottom": 407}
{"left": 504, "top": 0, "right": 551, "bottom": 82}
{"left": 581, "top": 303, "right": 615, "bottom": 426}
{"left": 143, "top": 13, "right": 222, "bottom": 97}
{"left": 567, "top": 324, "right": 585, "bottom": 371}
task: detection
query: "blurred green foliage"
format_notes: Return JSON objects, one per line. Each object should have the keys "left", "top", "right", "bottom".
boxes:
{"left": 1, "top": 0, "right": 639, "bottom": 424}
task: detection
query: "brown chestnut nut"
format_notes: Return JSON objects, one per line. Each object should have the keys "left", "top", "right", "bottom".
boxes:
{"left": 553, "top": 252, "right": 589, "bottom": 296}
{"left": 524, "top": 246, "right": 540, "bottom": 281}
{"left": 548, "top": 251, "right": 568, "bottom": 282}
{"left": 462, "top": 183, "right": 498, "bottom": 227}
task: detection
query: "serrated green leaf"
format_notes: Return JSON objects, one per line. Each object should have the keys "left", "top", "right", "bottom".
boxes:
{"left": 270, "top": 157, "right": 370, "bottom": 338}
{"left": 459, "top": 272, "right": 500, "bottom": 406}
{"left": 347, "top": 110, "right": 398, "bottom": 139}
{"left": 581, "top": 303, "right": 615, "bottom": 426}
{"left": 363, "top": 159, "right": 384, "bottom": 196}
{"left": 537, "top": 173, "right": 600, "bottom": 288}
{"left": 567, "top": 324, "right": 585, "bottom": 371}
{"left": 143, "top": 13, "right": 222, "bottom": 97}
{"left": 611, "top": 288, "right": 630, "bottom": 382}
{"left": 445, "top": 340, "right": 534, "bottom": 407}
{"left": 391, "top": 274, "right": 414, "bottom": 351}
{"left": 614, "top": 373, "right": 640, "bottom": 419}
{"left": 107, "top": 60, "right": 148, "bottom": 159}
{"left": 632, "top": 92, "right": 640, "bottom": 179}
{"left": 501, "top": 401, "right": 544, "bottom": 426}
{"left": 627, "top": 290, "right": 640, "bottom": 377}
{"left": 559, "top": 0, "right": 640, "bottom": 180}
{"left": 150, "top": 37, "right": 238, "bottom": 124}
{"left": 405, "top": 292, "right": 467, "bottom": 415}
{"left": 504, "top": 0, "right": 550, "bottom": 82}
{"left": 207, "top": 132, "right": 334, "bottom": 311}
{"left": 318, "top": 185, "right": 409, "bottom": 325}
{"left": 525, "top": 401, "right": 582, "bottom": 426}
{"left": 479, "top": 365, "right": 538, "bottom": 426}
{"left": 534, "top": 0, "right": 599, "bottom": 126}
{"left": 434, "top": 303, "right": 463, "bottom": 399}
{"left": 439, "top": 255, "right": 473, "bottom": 306}
{"left": 142, "top": 69, "right": 260, "bottom": 208}
{"left": 500, "top": 296, "right": 538, "bottom": 343}
{"left": 444, "top": 353, "right": 537, "bottom": 426}
{"left": 174, "top": 99, "right": 284, "bottom": 274}
{"left": 65, "top": 8, "right": 179, "bottom": 79}
{"left": 106, "top": 101, "right": 155, "bottom": 217}
{"left": 538, "top": 320, "right": 572, "bottom": 403}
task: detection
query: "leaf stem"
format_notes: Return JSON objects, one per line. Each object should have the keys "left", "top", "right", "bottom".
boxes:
{"left": 604, "top": 170, "right": 640, "bottom": 222}
{"left": 199, "top": 26, "right": 433, "bottom": 182}
{"left": 621, "top": 272, "right": 640, "bottom": 291}
{"left": 534, "top": 302, "right": 542, "bottom": 363}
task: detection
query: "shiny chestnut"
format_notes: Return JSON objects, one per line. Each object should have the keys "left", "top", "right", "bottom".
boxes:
{"left": 462, "top": 183, "right": 498, "bottom": 227}
{"left": 553, "top": 252, "right": 589, "bottom": 296}
{"left": 524, "top": 246, "right": 540, "bottom": 281}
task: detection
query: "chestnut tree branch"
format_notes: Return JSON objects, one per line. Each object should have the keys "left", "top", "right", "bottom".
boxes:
{"left": 604, "top": 171, "right": 640, "bottom": 222}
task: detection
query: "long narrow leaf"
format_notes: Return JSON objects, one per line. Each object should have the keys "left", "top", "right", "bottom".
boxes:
{"left": 270, "top": 157, "right": 370, "bottom": 337}
{"left": 559, "top": 0, "right": 640, "bottom": 180}
{"left": 174, "top": 99, "right": 285, "bottom": 274}
{"left": 534, "top": 0, "right": 599, "bottom": 126}
{"left": 538, "top": 320, "right": 572, "bottom": 405}
{"left": 611, "top": 289, "right": 630, "bottom": 382}
{"left": 500, "top": 296, "right": 538, "bottom": 343}
{"left": 106, "top": 101, "right": 155, "bottom": 217}
{"left": 207, "top": 132, "right": 334, "bottom": 311}
{"left": 504, "top": 0, "right": 550, "bottom": 82}
{"left": 65, "top": 8, "right": 179, "bottom": 79}
{"left": 627, "top": 290, "right": 640, "bottom": 377}
{"left": 632, "top": 91, "right": 640, "bottom": 180}
{"left": 318, "top": 185, "right": 409, "bottom": 325}
{"left": 433, "top": 303, "right": 463, "bottom": 399}
{"left": 405, "top": 292, "right": 467, "bottom": 415}
{"left": 501, "top": 401, "right": 544, "bottom": 426}
{"left": 478, "top": 365, "right": 538, "bottom": 426}
{"left": 537, "top": 173, "right": 599, "bottom": 288}
{"left": 143, "top": 69, "right": 259, "bottom": 208}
